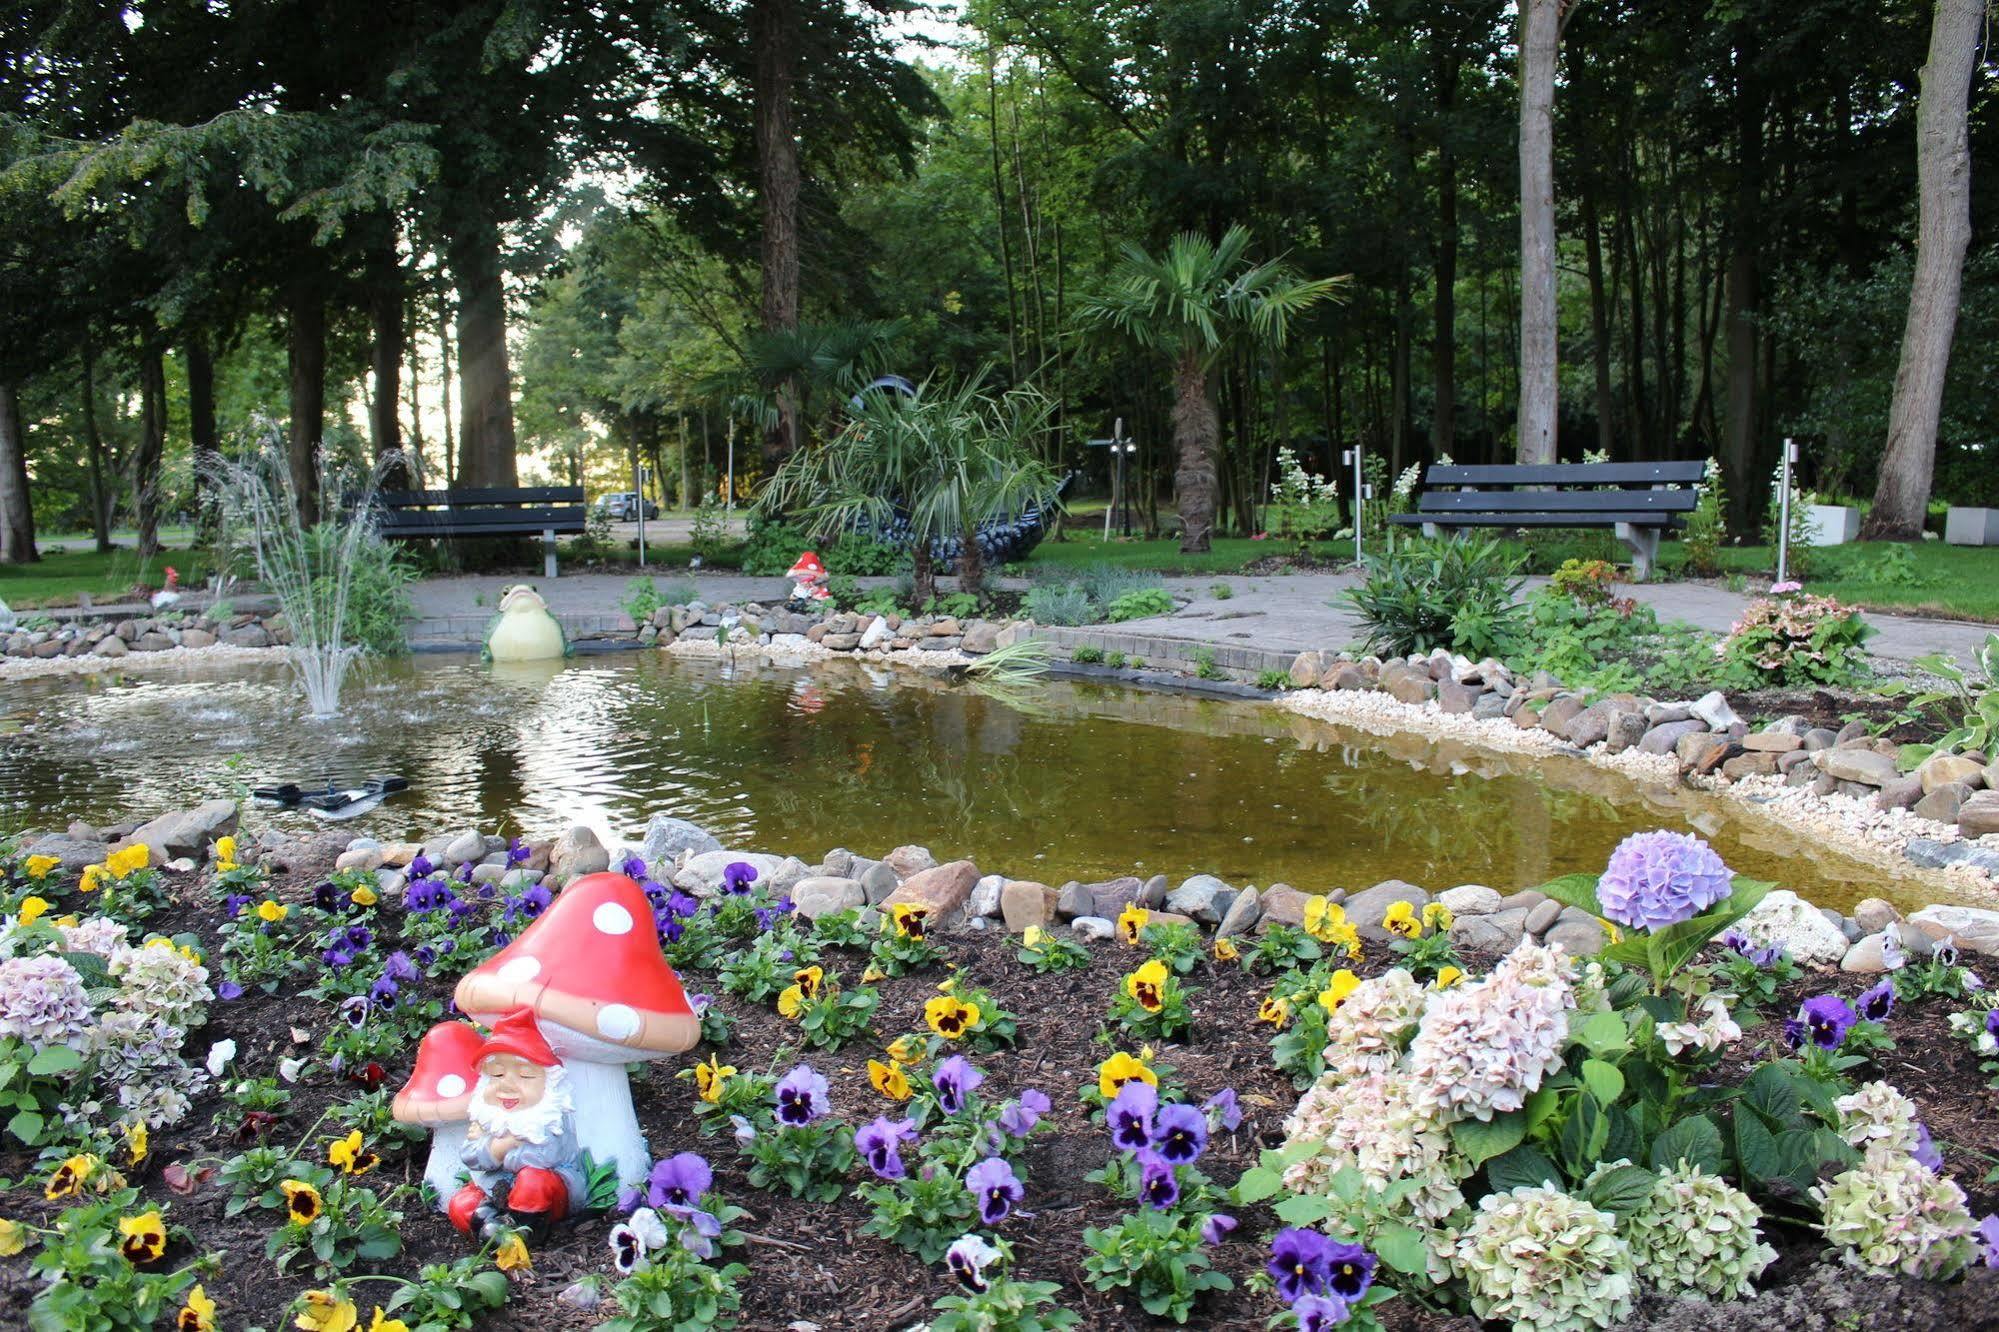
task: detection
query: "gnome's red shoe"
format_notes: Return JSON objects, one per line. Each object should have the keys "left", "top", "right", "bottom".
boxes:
{"left": 446, "top": 1182, "right": 488, "bottom": 1234}
{"left": 505, "top": 1167, "right": 570, "bottom": 1225}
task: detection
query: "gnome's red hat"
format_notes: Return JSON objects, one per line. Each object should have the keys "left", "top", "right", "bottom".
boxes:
{"left": 474, "top": 1008, "right": 560, "bottom": 1068}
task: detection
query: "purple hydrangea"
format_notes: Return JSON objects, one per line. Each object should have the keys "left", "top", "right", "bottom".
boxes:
{"left": 775, "top": 1064, "right": 829, "bottom": 1126}
{"left": 856, "top": 1116, "right": 917, "bottom": 1180}
{"left": 966, "top": 1156, "right": 1024, "bottom": 1224}
{"left": 217, "top": 980, "right": 243, "bottom": 1001}
{"left": 646, "top": 1152, "right": 712, "bottom": 1210}
{"left": 1596, "top": 831, "right": 1734, "bottom": 931}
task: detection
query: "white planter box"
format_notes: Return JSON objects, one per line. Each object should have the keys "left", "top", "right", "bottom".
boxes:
{"left": 1945, "top": 507, "right": 1999, "bottom": 546}
{"left": 1805, "top": 504, "right": 1860, "bottom": 546}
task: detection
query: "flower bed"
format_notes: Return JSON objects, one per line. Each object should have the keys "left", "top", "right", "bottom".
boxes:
{"left": 0, "top": 823, "right": 1995, "bottom": 1331}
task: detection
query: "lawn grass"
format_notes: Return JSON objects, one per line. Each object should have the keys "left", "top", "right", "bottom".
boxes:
{"left": 1016, "top": 535, "right": 1348, "bottom": 575}
{"left": 1654, "top": 539, "right": 1999, "bottom": 622}
{"left": 0, "top": 545, "right": 213, "bottom": 609}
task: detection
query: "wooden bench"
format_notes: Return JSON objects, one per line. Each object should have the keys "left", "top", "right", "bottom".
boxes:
{"left": 1388, "top": 461, "right": 1706, "bottom": 581}
{"left": 370, "top": 487, "right": 587, "bottom": 578}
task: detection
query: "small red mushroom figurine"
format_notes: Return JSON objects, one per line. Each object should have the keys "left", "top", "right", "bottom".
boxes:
{"left": 454, "top": 871, "right": 699, "bottom": 1188}
{"left": 785, "top": 550, "right": 831, "bottom": 605}
{"left": 393, "top": 1021, "right": 483, "bottom": 1204}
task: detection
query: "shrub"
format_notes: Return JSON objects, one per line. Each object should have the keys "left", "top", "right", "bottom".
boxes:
{"left": 1682, "top": 458, "right": 1727, "bottom": 577}
{"left": 1549, "top": 558, "right": 1618, "bottom": 607}
{"left": 825, "top": 535, "right": 909, "bottom": 576}
{"left": 622, "top": 576, "right": 663, "bottom": 623}
{"left": 1255, "top": 668, "right": 1289, "bottom": 690}
{"left": 688, "top": 495, "right": 732, "bottom": 564}
{"left": 1072, "top": 564, "right": 1163, "bottom": 609}
{"left": 738, "top": 518, "right": 808, "bottom": 575}
{"left": 1345, "top": 536, "right": 1523, "bottom": 658}
{"left": 1023, "top": 583, "right": 1094, "bottom": 626}
{"left": 308, "top": 528, "right": 414, "bottom": 657}
{"left": 1071, "top": 646, "right": 1105, "bottom": 664}
{"left": 1712, "top": 591, "right": 1874, "bottom": 689}
{"left": 1191, "top": 648, "right": 1225, "bottom": 681}
{"left": 1105, "top": 588, "right": 1174, "bottom": 623}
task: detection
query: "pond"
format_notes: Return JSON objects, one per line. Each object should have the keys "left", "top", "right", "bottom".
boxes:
{"left": 0, "top": 652, "right": 1954, "bottom": 913}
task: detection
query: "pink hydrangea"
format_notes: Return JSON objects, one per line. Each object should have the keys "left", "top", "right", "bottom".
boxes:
{"left": 0, "top": 955, "right": 95, "bottom": 1051}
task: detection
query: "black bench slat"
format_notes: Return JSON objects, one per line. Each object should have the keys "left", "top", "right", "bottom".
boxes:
{"left": 1389, "top": 510, "right": 1682, "bottom": 528}
{"left": 1425, "top": 462, "right": 1706, "bottom": 488}
{"left": 377, "top": 507, "right": 585, "bottom": 532}
{"left": 376, "top": 486, "right": 584, "bottom": 507}
{"left": 1416, "top": 489, "right": 1697, "bottom": 515}
{"left": 364, "top": 485, "right": 587, "bottom": 577}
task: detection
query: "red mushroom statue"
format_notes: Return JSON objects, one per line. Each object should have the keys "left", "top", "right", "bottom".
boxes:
{"left": 393, "top": 1021, "right": 484, "bottom": 1203}
{"left": 453, "top": 871, "right": 698, "bottom": 1187}
{"left": 785, "top": 550, "right": 830, "bottom": 605}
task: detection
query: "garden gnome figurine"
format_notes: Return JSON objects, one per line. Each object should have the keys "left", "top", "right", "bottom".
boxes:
{"left": 785, "top": 551, "right": 831, "bottom": 608}
{"left": 447, "top": 1007, "right": 587, "bottom": 1239}
{"left": 484, "top": 585, "right": 567, "bottom": 663}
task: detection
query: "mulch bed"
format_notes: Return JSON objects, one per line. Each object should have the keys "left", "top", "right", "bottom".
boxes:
{"left": 2, "top": 837, "right": 1996, "bottom": 1330}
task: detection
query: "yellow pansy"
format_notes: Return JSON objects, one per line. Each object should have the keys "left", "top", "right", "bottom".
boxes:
{"left": 1022, "top": 925, "right": 1047, "bottom": 948}
{"left": 328, "top": 1130, "right": 379, "bottom": 1176}
{"left": 1301, "top": 896, "right": 1346, "bottom": 943}
{"left": 886, "top": 1035, "right": 924, "bottom": 1065}
{"left": 79, "top": 865, "right": 107, "bottom": 894}
{"left": 888, "top": 904, "right": 928, "bottom": 940}
{"left": 294, "top": 1289, "right": 358, "bottom": 1332}
{"left": 1116, "top": 904, "right": 1149, "bottom": 947}
{"left": 118, "top": 1211, "right": 167, "bottom": 1265}
{"left": 22, "top": 854, "right": 60, "bottom": 880}
{"left": 776, "top": 984, "right": 806, "bottom": 1019}
{"left": 924, "top": 995, "right": 981, "bottom": 1040}
{"left": 793, "top": 965, "right": 825, "bottom": 999}
{"left": 349, "top": 885, "right": 378, "bottom": 907}
{"left": 1125, "top": 959, "right": 1169, "bottom": 1013}
{"left": 45, "top": 1154, "right": 94, "bottom": 1200}
{"left": 53, "top": 914, "right": 78, "bottom": 928}
{"left": 0, "top": 1218, "right": 28, "bottom": 1257}
{"left": 861, "top": 963, "right": 887, "bottom": 984}
{"left": 868, "top": 1059, "right": 911, "bottom": 1101}
{"left": 494, "top": 1231, "right": 531, "bottom": 1271}
{"left": 280, "top": 1178, "right": 323, "bottom": 1225}
{"left": 1258, "top": 994, "right": 1293, "bottom": 1028}
{"left": 124, "top": 1121, "right": 149, "bottom": 1167}
{"left": 1382, "top": 901, "right": 1421, "bottom": 939}
{"left": 1325, "top": 920, "right": 1362, "bottom": 960}
{"left": 177, "top": 1284, "right": 216, "bottom": 1332}
{"left": 257, "top": 899, "right": 288, "bottom": 923}
{"left": 16, "top": 896, "right": 50, "bottom": 927}
{"left": 1434, "top": 966, "right": 1465, "bottom": 989}
{"left": 106, "top": 844, "right": 151, "bottom": 878}
{"left": 1317, "top": 968, "right": 1361, "bottom": 1014}
{"left": 369, "top": 1309, "right": 410, "bottom": 1332}
{"left": 1422, "top": 902, "right": 1454, "bottom": 932}
{"left": 1598, "top": 916, "right": 1623, "bottom": 945}
{"left": 693, "top": 1054, "right": 735, "bottom": 1104}
{"left": 213, "top": 836, "right": 238, "bottom": 871}
{"left": 1212, "top": 935, "right": 1239, "bottom": 962}
{"left": 1096, "top": 1051, "right": 1157, "bottom": 1098}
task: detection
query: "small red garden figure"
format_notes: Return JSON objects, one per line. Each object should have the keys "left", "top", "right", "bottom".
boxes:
{"left": 446, "top": 1007, "right": 586, "bottom": 1240}
{"left": 786, "top": 550, "right": 831, "bottom": 607}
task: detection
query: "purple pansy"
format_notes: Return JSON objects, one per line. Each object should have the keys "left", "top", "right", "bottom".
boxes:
{"left": 1268, "top": 1227, "right": 1337, "bottom": 1303}
{"left": 1201, "top": 1213, "right": 1238, "bottom": 1245}
{"left": 1857, "top": 978, "right": 1895, "bottom": 1023}
{"left": 946, "top": 1234, "right": 999, "bottom": 1293}
{"left": 1202, "top": 1088, "right": 1241, "bottom": 1133}
{"left": 1913, "top": 1122, "right": 1944, "bottom": 1172}
{"left": 856, "top": 1116, "right": 918, "bottom": 1180}
{"left": 224, "top": 894, "right": 253, "bottom": 920}
{"left": 997, "top": 1089, "right": 1051, "bottom": 1138}
{"left": 721, "top": 861, "right": 759, "bottom": 895}
{"left": 646, "top": 1152, "right": 712, "bottom": 1210}
{"left": 932, "top": 1055, "right": 984, "bottom": 1115}
{"left": 217, "top": 980, "right": 243, "bottom": 1000}
{"left": 1107, "top": 1081, "right": 1157, "bottom": 1152}
{"left": 408, "top": 854, "right": 434, "bottom": 878}
{"left": 621, "top": 855, "right": 648, "bottom": 880}
{"left": 1987, "top": 1009, "right": 1999, "bottom": 1039}
{"left": 1293, "top": 1294, "right": 1351, "bottom": 1332}
{"left": 1137, "top": 1150, "right": 1179, "bottom": 1209}
{"left": 506, "top": 839, "right": 530, "bottom": 866}
{"left": 504, "top": 883, "right": 552, "bottom": 923}
{"left": 1154, "top": 1102, "right": 1208, "bottom": 1166}
{"left": 1798, "top": 994, "right": 1858, "bottom": 1050}
{"left": 1596, "top": 830, "right": 1733, "bottom": 931}
{"left": 1325, "top": 1240, "right": 1376, "bottom": 1301}
{"left": 1720, "top": 928, "right": 1786, "bottom": 968}
{"left": 775, "top": 1064, "right": 829, "bottom": 1126}
{"left": 1978, "top": 1214, "right": 1999, "bottom": 1269}
{"left": 966, "top": 1156, "right": 1025, "bottom": 1224}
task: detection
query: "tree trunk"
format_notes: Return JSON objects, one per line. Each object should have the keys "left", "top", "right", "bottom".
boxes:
{"left": 911, "top": 543, "right": 936, "bottom": 608}
{"left": 187, "top": 332, "right": 219, "bottom": 535}
{"left": 1865, "top": 0, "right": 1980, "bottom": 540}
{"left": 287, "top": 286, "right": 326, "bottom": 523}
{"left": 370, "top": 277, "right": 406, "bottom": 486}
{"left": 1721, "top": 48, "right": 1765, "bottom": 534}
{"left": 452, "top": 220, "right": 519, "bottom": 490}
{"left": 754, "top": 0, "right": 801, "bottom": 469}
{"left": 1172, "top": 349, "right": 1220, "bottom": 553}
{"left": 1432, "top": 145, "right": 1458, "bottom": 458}
{"left": 0, "top": 382, "right": 35, "bottom": 564}
{"left": 80, "top": 349, "right": 111, "bottom": 552}
{"left": 135, "top": 347, "right": 167, "bottom": 558}
{"left": 1515, "top": 0, "right": 1560, "bottom": 464}
{"left": 958, "top": 522, "right": 986, "bottom": 598}
{"left": 437, "top": 292, "right": 456, "bottom": 484}
{"left": 1584, "top": 191, "right": 1615, "bottom": 456}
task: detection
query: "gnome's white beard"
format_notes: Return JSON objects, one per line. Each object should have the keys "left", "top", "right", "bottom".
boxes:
{"left": 467, "top": 1064, "right": 573, "bottom": 1145}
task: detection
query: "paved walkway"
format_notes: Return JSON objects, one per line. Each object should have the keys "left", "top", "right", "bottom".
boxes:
{"left": 407, "top": 568, "right": 1993, "bottom": 669}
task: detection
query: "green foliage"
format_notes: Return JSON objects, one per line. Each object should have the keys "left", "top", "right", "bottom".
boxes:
{"left": 741, "top": 1119, "right": 857, "bottom": 1202}
{"left": 1070, "top": 645, "right": 1105, "bottom": 664}
{"left": 622, "top": 576, "right": 664, "bottom": 623}
{"left": 1079, "top": 1208, "right": 1233, "bottom": 1324}
{"left": 1711, "top": 593, "right": 1875, "bottom": 690}
{"left": 824, "top": 535, "right": 909, "bottom": 576}
{"left": 1191, "top": 647, "right": 1224, "bottom": 681}
{"left": 1105, "top": 588, "right": 1175, "bottom": 622}
{"left": 26, "top": 1190, "right": 206, "bottom": 1332}
{"left": 383, "top": 1255, "right": 513, "bottom": 1332}
{"left": 1024, "top": 583, "right": 1095, "bottom": 626}
{"left": 859, "top": 1169, "right": 979, "bottom": 1262}
{"left": 738, "top": 518, "right": 809, "bottom": 576}
{"left": 688, "top": 497, "right": 732, "bottom": 565}
{"left": 1535, "top": 871, "right": 1774, "bottom": 993}
{"left": 309, "top": 526, "right": 415, "bottom": 657}
{"left": 1016, "top": 927, "right": 1091, "bottom": 973}
{"left": 1895, "top": 633, "right": 1999, "bottom": 761}
{"left": 1208, "top": 582, "right": 1233, "bottom": 600}
{"left": 1346, "top": 536, "right": 1524, "bottom": 658}
{"left": 1682, "top": 461, "right": 1728, "bottom": 577}
{"left": 1255, "top": 668, "right": 1290, "bottom": 690}
{"left": 0, "top": 1038, "right": 87, "bottom": 1148}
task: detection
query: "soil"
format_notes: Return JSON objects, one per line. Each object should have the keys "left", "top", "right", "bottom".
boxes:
{"left": 1, "top": 840, "right": 1995, "bottom": 1331}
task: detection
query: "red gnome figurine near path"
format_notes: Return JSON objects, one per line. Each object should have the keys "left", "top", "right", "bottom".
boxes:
{"left": 446, "top": 1007, "right": 586, "bottom": 1240}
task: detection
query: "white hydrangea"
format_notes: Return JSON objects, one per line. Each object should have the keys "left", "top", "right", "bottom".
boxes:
{"left": 1320, "top": 967, "right": 1428, "bottom": 1079}
{"left": 1811, "top": 1151, "right": 1977, "bottom": 1279}
{"left": 1655, "top": 994, "right": 1743, "bottom": 1057}
{"left": 1621, "top": 1163, "right": 1776, "bottom": 1301}
{"left": 1280, "top": 1068, "right": 1470, "bottom": 1224}
{"left": 56, "top": 916, "right": 130, "bottom": 957}
{"left": 1834, "top": 1081, "right": 1923, "bottom": 1157}
{"left": 0, "top": 954, "right": 95, "bottom": 1051}
{"left": 1408, "top": 940, "right": 1575, "bottom": 1123}
{"left": 109, "top": 941, "right": 213, "bottom": 1029}
{"left": 85, "top": 1009, "right": 207, "bottom": 1129}
{"left": 1444, "top": 1186, "right": 1635, "bottom": 1331}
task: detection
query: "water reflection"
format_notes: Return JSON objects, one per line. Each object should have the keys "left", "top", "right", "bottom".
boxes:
{"left": 0, "top": 652, "right": 1956, "bottom": 912}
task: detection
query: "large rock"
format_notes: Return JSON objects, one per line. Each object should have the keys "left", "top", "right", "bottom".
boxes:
{"left": 1089, "top": 876, "right": 1148, "bottom": 917}
{"left": 1913, "top": 783, "right": 1970, "bottom": 824}
{"left": 1838, "top": 932, "right": 1899, "bottom": 974}
{"left": 1564, "top": 703, "right": 1613, "bottom": 749}
{"left": 24, "top": 833, "right": 110, "bottom": 872}
{"left": 1732, "top": 889, "right": 1853, "bottom": 966}
{"left": 546, "top": 825, "right": 610, "bottom": 884}
{"left": 1740, "top": 730, "right": 1802, "bottom": 753}
{"left": 1343, "top": 880, "right": 1430, "bottom": 944}
{"left": 1544, "top": 908, "right": 1609, "bottom": 956}
{"left": 443, "top": 829, "right": 488, "bottom": 866}
{"left": 962, "top": 621, "right": 1000, "bottom": 655}
{"left": 1071, "top": 915, "right": 1115, "bottom": 942}
{"left": 1852, "top": 898, "right": 1902, "bottom": 935}
{"left": 859, "top": 616, "right": 892, "bottom": 650}
{"left": 1676, "top": 731, "right": 1730, "bottom": 772}
{"left": 1959, "top": 790, "right": 1999, "bottom": 838}
{"left": 1603, "top": 710, "right": 1648, "bottom": 754}
{"left": 791, "top": 876, "right": 866, "bottom": 920}
{"left": 1523, "top": 898, "right": 1563, "bottom": 936}
{"left": 1256, "top": 885, "right": 1313, "bottom": 931}
{"left": 884, "top": 845, "right": 938, "bottom": 879}
{"left": 640, "top": 815, "right": 723, "bottom": 865}
{"left": 883, "top": 860, "right": 982, "bottom": 930}
{"left": 1871, "top": 775, "right": 1925, "bottom": 812}
{"left": 1216, "top": 886, "right": 1262, "bottom": 938}
{"left": 1000, "top": 880, "right": 1060, "bottom": 933}
{"left": 1451, "top": 908, "right": 1528, "bottom": 955}
{"left": 969, "top": 875, "right": 1006, "bottom": 919}
{"left": 858, "top": 861, "right": 900, "bottom": 904}
{"left": 1436, "top": 680, "right": 1484, "bottom": 714}
{"left": 128, "top": 800, "right": 238, "bottom": 863}
{"left": 1905, "top": 905, "right": 1999, "bottom": 959}
{"left": 1288, "top": 652, "right": 1325, "bottom": 689}
{"left": 1816, "top": 747, "right": 1900, "bottom": 787}
{"left": 1056, "top": 881, "right": 1091, "bottom": 920}
{"left": 676, "top": 850, "right": 790, "bottom": 896}
{"left": 1166, "top": 874, "right": 1232, "bottom": 923}
{"left": 1383, "top": 673, "right": 1436, "bottom": 705}
{"left": 1918, "top": 753, "right": 1987, "bottom": 794}
{"left": 1638, "top": 719, "right": 1706, "bottom": 755}
{"left": 1438, "top": 884, "right": 1503, "bottom": 917}
{"left": 1689, "top": 690, "right": 1742, "bottom": 731}
{"left": 1904, "top": 837, "right": 1999, "bottom": 874}
{"left": 221, "top": 623, "right": 271, "bottom": 648}
{"left": 91, "top": 634, "right": 129, "bottom": 657}
{"left": 1539, "top": 696, "right": 1586, "bottom": 736}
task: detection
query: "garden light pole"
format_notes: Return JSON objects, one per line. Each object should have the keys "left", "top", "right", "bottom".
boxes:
{"left": 1343, "top": 446, "right": 1364, "bottom": 563}
{"left": 1776, "top": 437, "right": 1797, "bottom": 585}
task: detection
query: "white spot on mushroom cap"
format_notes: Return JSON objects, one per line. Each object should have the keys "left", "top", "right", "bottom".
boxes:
{"left": 597, "top": 1003, "right": 640, "bottom": 1041}
{"left": 436, "top": 1073, "right": 466, "bottom": 1098}
{"left": 593, "top": 902, "right": 634, "bottom": 936}
{"left": 496, "top": 956, "right": 540, "bottom": 983}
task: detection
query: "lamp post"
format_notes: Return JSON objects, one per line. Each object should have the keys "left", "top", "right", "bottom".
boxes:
{"left": 1087, "top": 418, "right": 1136, "bottom": 541}
{"left": 1776, "top": 437, "right": 1798, "bottom": 585}
{"left": 1342, "top": 446, "right": 1365, "bottom": 563}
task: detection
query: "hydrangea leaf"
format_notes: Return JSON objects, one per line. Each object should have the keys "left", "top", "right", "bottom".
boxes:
{"left": 1580, "top": 1058, "right": 1625, "bottom": 1107}
{"left": 24, "top": 1046, "right": 81, "bottom": 1076}
{"left": 1371, "top": 1222, "right": 1429, "bottom": 1276}
{"left": 1486, "top": 1142, "right": 1562, "bottom": 1193}
{"left": 1272, "top": 1191, "right": 1335, "bottom": 1226}
{"left": 1231, "top": 1165, "right": 1282, "bottom": 1204}
{"left": 1649, "top": 1114, "right": 1726, "bottom": 1175}
{"left": 1575, "top": 1010, "right": 1629, "bottom": 1056}
{"left": 1582, "top": 1162, "right": 1657, "bottom": 1218}
{"left": 1450, "top": 1110, "right": 1526, "bottom": 1167}
{"left": 1533, "top": 872, "right": 1605, "bottom": 917}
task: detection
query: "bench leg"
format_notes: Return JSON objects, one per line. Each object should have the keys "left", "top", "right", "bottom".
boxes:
{"left": 544, "top": 529, "right": 558, "bottom": 579}
{"left": 1615, "top": 523, "right": 1660, "bottom": 582}
{"left": 1421, "top": 522, "right": 1442, "bottom": 540}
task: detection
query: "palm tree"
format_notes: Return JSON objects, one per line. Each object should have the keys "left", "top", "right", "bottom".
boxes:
{"left": 759, "top": 371, "right": 1060, "bottom": 605}
{"left": 1077, "top": 226, "right": 1345, "bottom": 553}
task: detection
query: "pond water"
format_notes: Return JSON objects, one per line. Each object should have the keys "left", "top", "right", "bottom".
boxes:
{"left": 0, "top": 652, "right": 1954, "bottom": 913}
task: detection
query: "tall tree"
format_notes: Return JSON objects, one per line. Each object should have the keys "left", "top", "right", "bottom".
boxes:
{"left": 1864, "top": 0, "right": 1982, "bottom": 539}
{"left": 0, "top": 383, "right": 33, "bottom": 563}
{"left": 754, "top": 0, "right": 802, "bottom": 467}
{"left": 1516, "top": 0, "right": 1562, "bottom": 463}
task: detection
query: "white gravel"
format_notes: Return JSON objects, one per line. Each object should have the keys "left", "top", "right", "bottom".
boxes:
{"left": 0, "top": 643, "right": 286, "bottom": 683}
